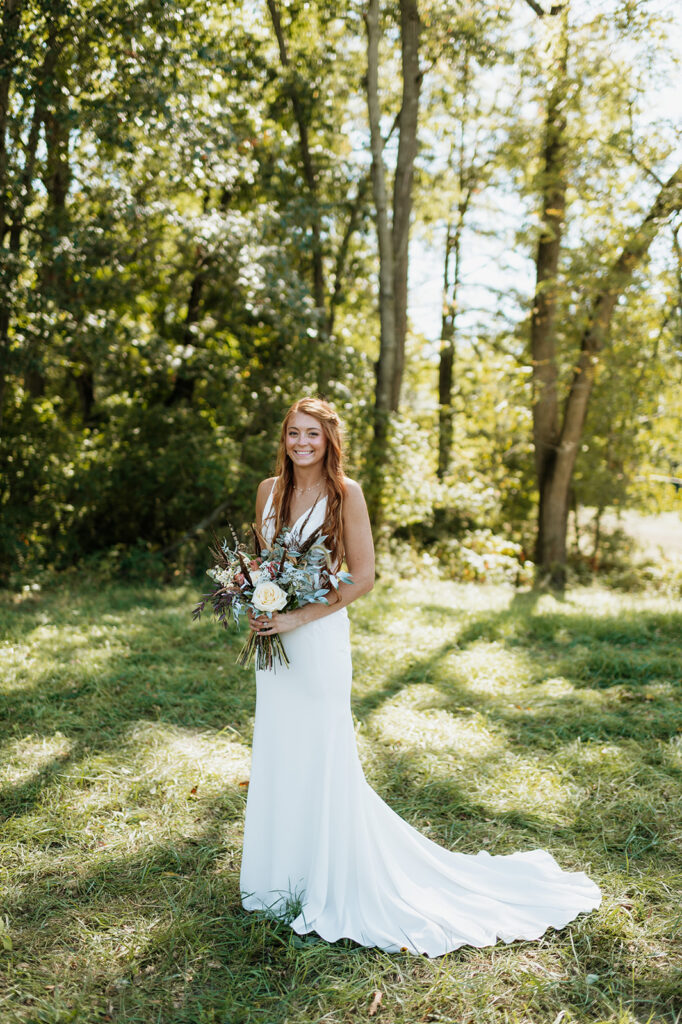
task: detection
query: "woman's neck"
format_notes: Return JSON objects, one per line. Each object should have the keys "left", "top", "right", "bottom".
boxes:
{"left": 292, "top": 469, "right": 327, "bottom": 493}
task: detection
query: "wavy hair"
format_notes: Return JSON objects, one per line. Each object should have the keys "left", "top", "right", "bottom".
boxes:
{"left": 270, "top": 398, "right": 347, "bottom": 567}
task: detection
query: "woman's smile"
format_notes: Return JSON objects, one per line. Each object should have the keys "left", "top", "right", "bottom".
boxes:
{"left": 285, "top": 412, "right": 328, "bottom": 468}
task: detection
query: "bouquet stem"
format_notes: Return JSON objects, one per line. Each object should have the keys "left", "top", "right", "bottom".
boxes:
{"left": 237, "top": 632, "right": 290, "bottom": 671}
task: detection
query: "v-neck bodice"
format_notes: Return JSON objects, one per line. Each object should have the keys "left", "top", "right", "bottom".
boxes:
{"left": 261, "top": 479, "right": 327, "bottom": 546}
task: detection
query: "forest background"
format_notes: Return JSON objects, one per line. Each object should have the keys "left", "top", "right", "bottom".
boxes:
{"left": 1, "top": 0, "right": 681, "bottom": 592}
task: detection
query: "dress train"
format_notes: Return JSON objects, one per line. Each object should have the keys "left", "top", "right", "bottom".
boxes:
{"left": 239, "top": 485, "right": 601, "bottom": 956}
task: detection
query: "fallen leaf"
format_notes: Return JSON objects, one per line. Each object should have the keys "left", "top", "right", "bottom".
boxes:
{"left": 239, "top": 780, "right": 249, "bottom": 788}
{"left": 189, "top": 786, "right": 198, "bottom": 797}
{"left": 368, "top": 989, "right": 382, "bottom": 1016}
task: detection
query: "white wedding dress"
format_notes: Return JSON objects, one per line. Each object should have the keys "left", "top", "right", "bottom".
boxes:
{"left": 240, "top": 485, "right": 601, "bottom": 956}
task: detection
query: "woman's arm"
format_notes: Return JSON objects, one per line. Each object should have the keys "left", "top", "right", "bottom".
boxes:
{"left": 250, "top": 478, "right": 374, "bottom": 636}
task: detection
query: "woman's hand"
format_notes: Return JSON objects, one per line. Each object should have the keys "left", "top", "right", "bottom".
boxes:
{"left": 248, "top": 607, "right": 304, "bottom": 636}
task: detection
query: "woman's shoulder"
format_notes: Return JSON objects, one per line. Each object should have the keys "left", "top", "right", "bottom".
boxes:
{"left": 257, "top": 476, "right": 277, "bottom": 496}
{"left": 256, "top": 477, "right": 277, "bottom": 519}
{"left": 340, "top": 477, "right": 372, "bottom": 534}
{"left": 341, "top": 476, "right": 368, "bottom": 506}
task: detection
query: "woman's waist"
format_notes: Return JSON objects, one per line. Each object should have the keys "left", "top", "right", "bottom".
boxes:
{"left": 299, "top": 604, "right": 348, "bottom": 624}
{"left": 289, "top": 604, "right": 349, "bottom": 637}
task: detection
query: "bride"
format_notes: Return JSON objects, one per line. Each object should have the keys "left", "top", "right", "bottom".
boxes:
{"left": 240, "top": 397, "right": 601, "bottom": 957}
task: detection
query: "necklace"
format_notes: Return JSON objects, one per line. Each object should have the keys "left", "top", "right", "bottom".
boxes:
{"left": 293, "top": 479, "right": 326, "bottom": 494}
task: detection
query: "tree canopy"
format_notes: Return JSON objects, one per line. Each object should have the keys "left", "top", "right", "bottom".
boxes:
{"left": 1, "top": 0, "right": 680, "bottom": 586}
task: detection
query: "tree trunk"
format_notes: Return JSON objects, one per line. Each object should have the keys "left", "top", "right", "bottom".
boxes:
{"left": 266, "top": 0, "right": 328, "bottom": 387}
{"left": 366, "top": 0, "right": 397, "bottom": 433}
{"left": 438, "top": 224, "right": 457, "bottom": 479}
{"left": 327, "top": 175, "right": 370, "bottom": 340}
{"left": 571, "top": 492, "right": 580, "bottom": 558}
{"left": 73, "top": 368, "right": 95, "bottom": 424}
{"left": 390, "top": 0, "right": 421, "bottom": 409}
{"left": 591, "top": 505, "right": 602, "bottom": 569}
{"left": 165, "top": 247, "right": 207, "bottom": 406}
{"left": 363, "top": 0, "right": 397, "bottom": 528}
{"left": 0, "top": 0, "right": 23, "bottom": 242}
{"left": 366, "top": 0, "right": 422, "bottom": 428}
{"left": 0, "top": 18, "right": 60, "bottom": 430}
{"left": 364, "top": 0, "right": 422, "bottom": 531}
{"left": 536, "top": 161, "right": 682, "bottom": 585}
{"left": 39, "top": 45, "right": 72, "bottom": 407}
{"left": 437, "top": 80, "right": 473, "bottom": 480}
{"left": 531, "top": 11, "right": 568, "bottom": 575}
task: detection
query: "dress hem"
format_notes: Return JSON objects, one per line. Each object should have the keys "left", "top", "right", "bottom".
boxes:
{"left": 241, "top": 890, "right": 602, "bottom": 958}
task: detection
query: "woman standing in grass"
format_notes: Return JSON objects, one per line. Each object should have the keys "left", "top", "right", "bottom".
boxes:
{"left": 240, "top": 397, "right": 601, "bottom": 956}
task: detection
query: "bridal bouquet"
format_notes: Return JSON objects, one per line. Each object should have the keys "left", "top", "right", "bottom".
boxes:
{"left": 193, "top": 508, "right": 352, "bottom": 671}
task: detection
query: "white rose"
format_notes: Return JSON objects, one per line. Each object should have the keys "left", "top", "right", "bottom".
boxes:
{"left": 248, "top": 568, "right": 262, "bottom": 586}
{"left": 251, "top": 580, "right": 288, "bottom": 612}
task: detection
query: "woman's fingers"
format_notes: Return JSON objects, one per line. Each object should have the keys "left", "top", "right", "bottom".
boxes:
{"left": 247, "top": 610, "right": 283, "bottom": 634}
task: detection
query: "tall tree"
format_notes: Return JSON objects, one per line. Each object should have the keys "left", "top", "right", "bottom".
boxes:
{"left": 266, "top": 0, "right": 327, "bottom": 334}
{"left": 0, "top": 0, "right": 58, "bottom": 428}
{"left": 536, "top": 163, "right": 682, "bottom": 584}
{"left": 365, "top": 0, "right": 422, "bottom": 523}
{"left": 528, "top": 4, "right": 569, "bottom": 579}
{"left": 432, "top": 44, "right": 502, "bottom": 478}
{"left": 521, "top": 0, "right": 682, "bottom": 585}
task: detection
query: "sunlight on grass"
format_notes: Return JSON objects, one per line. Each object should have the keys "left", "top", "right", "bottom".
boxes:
{"left": 1, "top": 622, "right": 126, "bottom": 692}
{"left": 1, "top": 578, "right": 681, "bottom": 1024}
{"left": 663, "top": 734, "right": 682, "bottom": 768}
{"left": 125, "top": 721, "right": 252, "bottom": 804}
{"left": 538, "top": 676, "right": 576, "bottom": 697}
{"left": 470, "top": 753, "right": 581, "bottom": 824}
{"left": 450, "top": 642, "right": 533, "bottom": 697}
{"left": 0, "top": 732, "right": 73, "bottom": 786}
{"left": 369, "top": 688, "right": 504, "bottom": 759}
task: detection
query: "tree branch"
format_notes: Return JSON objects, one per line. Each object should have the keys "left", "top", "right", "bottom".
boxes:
{"left": 520, "top": 0, "right": 564, "bottom": 17}
{"left": 558, "top": 161, "right": 682, "bottom": 455}
{"left": 328, "top": 175, "right": 370, "bottom": 337}
{"left": 160, "top": 499, "right": 233, "bottom": 557}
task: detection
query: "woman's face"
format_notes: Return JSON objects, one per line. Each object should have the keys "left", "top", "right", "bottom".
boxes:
{"left": 285, "top": 412, "right": 327, "bottom": 472}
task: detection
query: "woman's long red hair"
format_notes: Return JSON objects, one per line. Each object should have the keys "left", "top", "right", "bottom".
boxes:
{"left": 270, "top": 398, "right": 346, "bottom": 567}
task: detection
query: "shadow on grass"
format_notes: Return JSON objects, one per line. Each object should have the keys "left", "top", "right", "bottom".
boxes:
{"left": 352, "top": 587, "right": 681, "bottom": 737}
{"left": 1, "top": 581, "right": 681, "bottom": 1023}
{"left": 1, "top": 586, "right": 254, "bottom": 824}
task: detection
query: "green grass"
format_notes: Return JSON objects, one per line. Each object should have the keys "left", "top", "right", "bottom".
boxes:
{"left": 1, "top": 577, "right": 681, "bottom": 1023}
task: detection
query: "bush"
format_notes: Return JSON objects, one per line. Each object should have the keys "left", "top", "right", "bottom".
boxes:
{"left": 2, "top": 401, "right": 243, "bottom": 580}
{"left": 432, "top": 528, "right": 534, "bottom": 586}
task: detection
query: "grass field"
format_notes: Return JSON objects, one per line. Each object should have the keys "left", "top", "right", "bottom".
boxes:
{"left": 1, "top": 577, "right": 681, "bottom": 1024}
